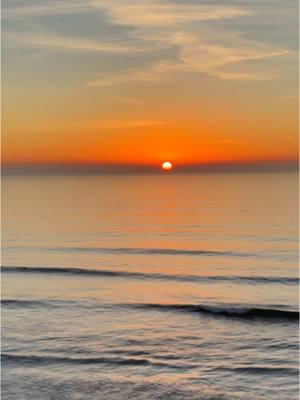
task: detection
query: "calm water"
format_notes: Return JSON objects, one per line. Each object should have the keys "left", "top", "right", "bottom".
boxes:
{"left": 2, "top": 172, "right": 299, "bottom": 400}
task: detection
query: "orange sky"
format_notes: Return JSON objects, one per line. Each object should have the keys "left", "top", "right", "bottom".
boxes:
{"left": 2, "top": 0, "right": 299, "bottom": 169}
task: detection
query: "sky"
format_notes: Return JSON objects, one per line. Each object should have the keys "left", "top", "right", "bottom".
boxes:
{"left": 2, "top": 0, "right": 299, "bottom": 170}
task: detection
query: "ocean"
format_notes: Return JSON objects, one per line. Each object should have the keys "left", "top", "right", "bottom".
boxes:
{"left": 2, "top": 172, "right": 299, "bottom": 400}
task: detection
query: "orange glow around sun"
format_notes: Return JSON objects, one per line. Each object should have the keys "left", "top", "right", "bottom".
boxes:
{"left": 2, "top": 110, "right": 298, "bottom": 169}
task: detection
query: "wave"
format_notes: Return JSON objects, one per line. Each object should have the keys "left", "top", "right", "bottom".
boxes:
{"left": 1, "top": 299, "right": 74, "bottom": 309}
{"left": 3, "top": 353, "right": 297, "bottom": 377}
{"left": 2, "top": 299, "right": 49, "bottom": 307}
{"left": 2, "top": 266, "right": 297, "bottom": 285}
{"left": 2, "top": 297, "right": 298, "bottom": 322}
{"left": 129, "top": 303, "right": 299, "bottom": 321}
{"left": 1, "top": 353, "right": 184, "bottom": 369}
{"left": 8, "top": 246, "right": 250, "bottom": 257}
{"left": 219, "top": 365, "right": 299, "bottom": 376}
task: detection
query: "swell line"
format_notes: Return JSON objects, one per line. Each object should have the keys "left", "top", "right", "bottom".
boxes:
{"left": 1, "top": 353, "right": 184, "bottom": 369}
{"left": 1, "top": 299, "right": 75, "bottom": 308}
{"left": 2, "top": 298, "right": 298, "bottom": 322}
{"left": 128, "top": 303, "right": 299, "bottom": 321}
{"left": 2, "top": 266, "right": 297, "bottom": 285}
{"left": 7, "top": 246, "right": 250, "bottom": 257}
{"left": 215, "top": 365, "right": 299, "bottom": 376}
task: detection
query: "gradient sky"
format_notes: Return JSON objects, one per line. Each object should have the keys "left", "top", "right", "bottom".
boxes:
{"left": 2, "top": 0, "right": 299, "bottom": 168}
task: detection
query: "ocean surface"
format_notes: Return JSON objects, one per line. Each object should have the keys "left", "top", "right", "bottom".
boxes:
{"left": 2, "top": 172, "right": 299, "bottom": 400}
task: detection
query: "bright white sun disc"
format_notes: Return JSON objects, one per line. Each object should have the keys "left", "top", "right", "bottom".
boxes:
{"left": 162, "top": 161, "right": 173, "bottom": 170}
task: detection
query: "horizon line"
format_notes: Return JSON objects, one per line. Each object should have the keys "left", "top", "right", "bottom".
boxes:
{"left": 2, "top": 160, "right": 299, "bottom": 176}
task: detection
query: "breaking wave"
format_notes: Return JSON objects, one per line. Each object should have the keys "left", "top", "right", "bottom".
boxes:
{"left": 129, "top": 303, "right": 299, "bottom": 321}
{"left": 2, "top": 297, "right": 298, "bottom": 321}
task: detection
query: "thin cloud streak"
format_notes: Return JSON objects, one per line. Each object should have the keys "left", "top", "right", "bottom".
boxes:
{"left": 213, "top": 139, "right": 247, "bottom": 146}
{"left": 88, "top": 46, "right": 289, "bottom": 86}
{"left": 94, "top": 0, "right": 253, "bottom": 26}
{"left": 4, "top": 0, "right": 252, "bottom": 23}
{"left": 15, "top": 120, "right": 174, "bottom": 132}
{"left": 3, "top": 1, "right": 90, "bottom": 19}
{"left": 5, "top": 32, "right": 154, "bottom": 54}
{"left": 110, "top": 96, "right": 142, "bottom": 105}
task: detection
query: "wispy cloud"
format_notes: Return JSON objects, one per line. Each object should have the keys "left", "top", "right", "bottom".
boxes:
{"left": 90, "top": 119, "right": 172, "bottom": 129}
{"left": 2, "top": 0, "right": 252, "bottom": 24}
{"left": 3, "top": 0, "right": 294, "bottom": 84}
{"left": 3, "top": 1, "right": 90, "bottom": 19}
{"left": 94, "top": 0, "right": 252, "bottom": 26}
{"left": 110, "top": 96, "right": 142, "bottom": 105}
{"left": 213, "top": 138, "right": 247, "bottom": 146}
{"left": 15, "top": 120, "right": 173, "bottom": 132}
{"left": 88, "top": 42, "right": 289, "bottom": 86}
{"left": 87, "top": 0, "right": 291, "bottom": 83}
{"left": 5, "top": 32, "right": 151, "bottom": 54}
{"left": 87, "top": 61, "right": 176, "bottom": 87}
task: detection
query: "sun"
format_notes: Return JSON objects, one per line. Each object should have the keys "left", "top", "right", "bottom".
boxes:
{"left": 162, "top": 161, "right": 173, "bottom": 171}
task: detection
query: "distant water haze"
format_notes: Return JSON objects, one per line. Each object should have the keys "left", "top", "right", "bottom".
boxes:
{"left": 3, "top": 160, "right": 298, "bottom": 176}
